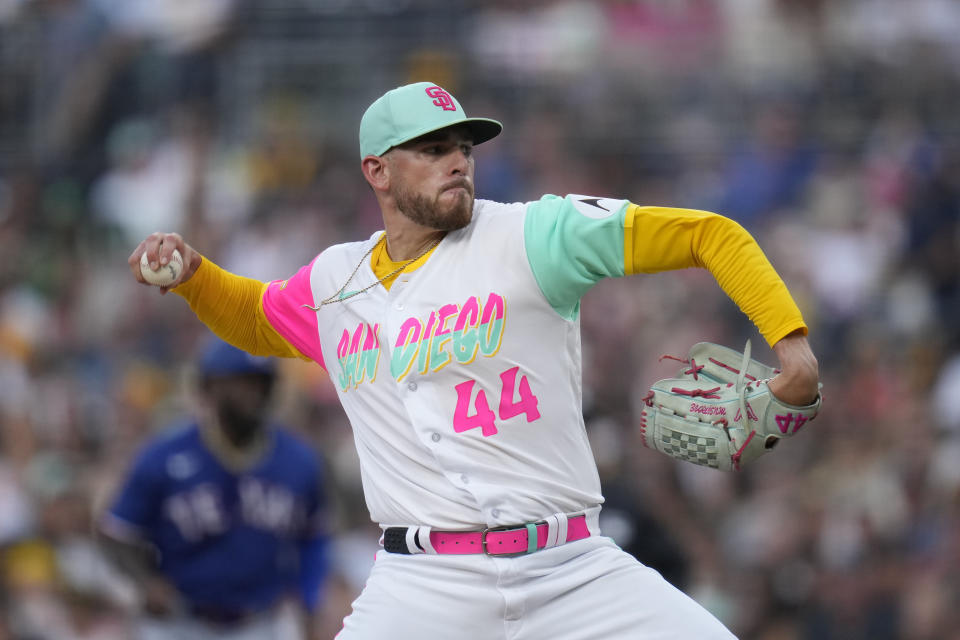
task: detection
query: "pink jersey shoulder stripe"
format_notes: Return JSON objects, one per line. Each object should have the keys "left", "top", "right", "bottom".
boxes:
{"left": 262, "top": 259, "right": 326, "bottom": 370}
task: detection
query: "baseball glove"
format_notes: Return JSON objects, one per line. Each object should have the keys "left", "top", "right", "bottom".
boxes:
{"left": 639, "top": 340, "right": 821, "bottom": 471}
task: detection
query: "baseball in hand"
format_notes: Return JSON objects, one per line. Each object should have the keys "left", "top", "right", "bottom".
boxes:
{"left": 140, "top": 249, "right": 183, "bottom": 287}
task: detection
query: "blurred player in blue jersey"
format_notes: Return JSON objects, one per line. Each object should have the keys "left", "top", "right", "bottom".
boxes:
{"left": 98, "top": 337, "right": 330, "bottom": 640}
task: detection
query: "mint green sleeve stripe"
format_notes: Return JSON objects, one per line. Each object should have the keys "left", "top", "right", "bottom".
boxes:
{"left": 523, "top": 194, "right": 628, "bottom": 320}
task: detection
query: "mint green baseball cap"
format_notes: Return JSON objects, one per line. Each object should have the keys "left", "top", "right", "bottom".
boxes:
{"left": 359, "top": 82, "right": 502, "bottom": 158}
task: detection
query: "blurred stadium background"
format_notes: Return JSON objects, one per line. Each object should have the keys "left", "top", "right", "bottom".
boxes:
{"left": 1, "top": 0, "right": 960, "bottom": 638}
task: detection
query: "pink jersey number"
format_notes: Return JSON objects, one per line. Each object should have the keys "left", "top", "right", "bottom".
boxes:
{"left": 453, "top": 380, "right": 498, "bottom": 437}
{"left": 498, "top": 366, "right": 541, "bottom": 422}
{"left": 453, "top": 367, "right": 541, "bottom": 437}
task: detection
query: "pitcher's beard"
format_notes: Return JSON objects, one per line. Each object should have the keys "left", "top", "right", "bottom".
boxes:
{"left": 395, "top": 185, "right": 473, "bottom": 231}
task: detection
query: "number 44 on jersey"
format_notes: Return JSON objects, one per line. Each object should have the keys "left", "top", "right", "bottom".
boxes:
{"left": 453, "top": 366, "right": 541, "bottom": 437}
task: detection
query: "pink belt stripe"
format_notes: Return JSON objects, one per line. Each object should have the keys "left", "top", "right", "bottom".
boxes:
{"left": 429, "top": 515, "right": 590, "bottom": 555}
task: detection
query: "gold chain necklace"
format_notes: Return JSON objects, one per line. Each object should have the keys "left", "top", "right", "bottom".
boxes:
{"left": 310, "top": 236, "right": 441, "bottom": 309}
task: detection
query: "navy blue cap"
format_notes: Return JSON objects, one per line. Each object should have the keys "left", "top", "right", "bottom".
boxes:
{"left": 198, "top": 338, "right": 276, "bottom": 379}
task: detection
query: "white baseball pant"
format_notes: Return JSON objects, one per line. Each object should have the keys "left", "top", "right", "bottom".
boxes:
{"left": 336, "top": 535, "right": 737, "bottom": 639}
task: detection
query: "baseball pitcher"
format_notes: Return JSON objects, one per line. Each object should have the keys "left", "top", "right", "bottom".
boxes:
{"left": 128, "top": 82, "right": 820, "bottom": 639}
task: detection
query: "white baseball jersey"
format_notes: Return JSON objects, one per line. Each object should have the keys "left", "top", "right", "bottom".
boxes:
{"left": 262, "top": 195, "right": 629, "bottom": 529}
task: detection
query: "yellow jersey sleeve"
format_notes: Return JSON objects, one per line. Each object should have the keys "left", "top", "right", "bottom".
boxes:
{"left": 172, "top": 257, "right": 308, "bottom": 360}
{"left": 624, "top": 205, "right": 807, "bottom": 347}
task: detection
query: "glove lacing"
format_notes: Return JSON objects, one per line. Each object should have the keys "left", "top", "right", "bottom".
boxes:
{"left": 735, "top": 339, "right": 752, "bottom": 427}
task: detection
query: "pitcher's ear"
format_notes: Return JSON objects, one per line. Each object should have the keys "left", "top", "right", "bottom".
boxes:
{"left": 361, "top": 155, "right": 390, "bottom": 191}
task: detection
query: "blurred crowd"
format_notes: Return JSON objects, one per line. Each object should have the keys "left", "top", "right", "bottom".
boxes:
{"left": 1, "top": 0, "right": 960, "bottom": 638}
